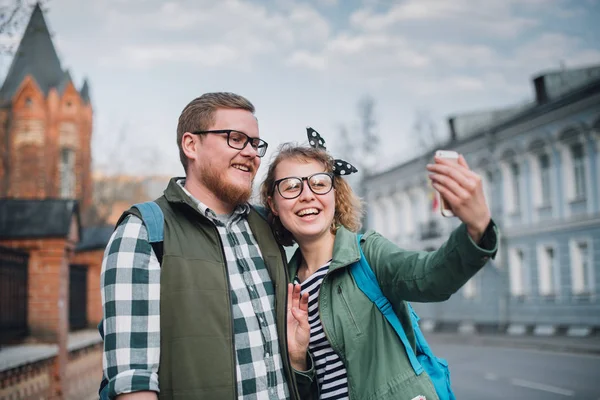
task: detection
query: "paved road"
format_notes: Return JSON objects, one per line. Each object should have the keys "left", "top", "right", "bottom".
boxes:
{"left": 431, "top": 341, "right": 600, "bottom": 399}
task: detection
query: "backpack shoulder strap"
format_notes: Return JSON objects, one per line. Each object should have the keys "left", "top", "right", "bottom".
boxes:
{"left": 132, "top": 201, "right": 164, "bottom": 264}
{"left": 351, "top": 234, "right": 423, "bottom": 375}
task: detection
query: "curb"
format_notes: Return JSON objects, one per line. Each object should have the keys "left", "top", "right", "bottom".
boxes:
{"left": 424, "top": 332, "right": 600, "bottom": 356}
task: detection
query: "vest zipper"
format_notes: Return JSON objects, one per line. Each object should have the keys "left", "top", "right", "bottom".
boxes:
{"left": 213, "top": 226, "right": 238, "bottom": 398}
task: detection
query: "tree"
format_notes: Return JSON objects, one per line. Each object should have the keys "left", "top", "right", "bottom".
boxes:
{"left": 0, "top": 0, "right": 46, "bottom": 55}
{"left": 336, "top": 94, "right": 380, "bottom": 178}
{"left": 412, "top": 109, "right": 445, "bottom": 153}
{"left": 335, "top": 95, "right": 381, "bottom": 232}
{"left": 83, "top": 123, "right": 167, "bottom": 226}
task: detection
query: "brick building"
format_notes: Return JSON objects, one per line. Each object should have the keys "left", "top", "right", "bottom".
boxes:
{"left": 0, "top": 4, "right": 108, "bottom": 399}
{"left": 0, "top": 5, "right": 93, "bottom": 212}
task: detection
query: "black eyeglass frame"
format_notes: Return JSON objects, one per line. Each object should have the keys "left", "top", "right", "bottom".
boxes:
{"left": 272, "top": 172, "right": 335, "bottom": 199}
{"left": 191, "top": 129, "right": 269, "bottom": 157}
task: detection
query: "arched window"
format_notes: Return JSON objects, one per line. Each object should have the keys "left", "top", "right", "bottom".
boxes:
{"left": 60, "top": 148, "right": 76, "bottom": 198}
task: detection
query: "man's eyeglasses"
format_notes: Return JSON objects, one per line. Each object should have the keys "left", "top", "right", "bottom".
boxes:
{"left": 273, "top": 172, "right": 334, "bottom": 199}
{"left": 191, "top": 130, "right": 268, "bottom": 158}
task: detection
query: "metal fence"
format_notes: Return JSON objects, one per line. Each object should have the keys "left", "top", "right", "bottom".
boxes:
{"left": 69, "top": 264, "right": 88, "bottom": 330}
{"left": 0, "top": 246, "right": 29, "bottom": 345}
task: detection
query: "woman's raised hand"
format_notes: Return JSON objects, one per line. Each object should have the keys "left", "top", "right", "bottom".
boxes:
{"left": 286, "top": 283, "right": 310, "bottom": 371}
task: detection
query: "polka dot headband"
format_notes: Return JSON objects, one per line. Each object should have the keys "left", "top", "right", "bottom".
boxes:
{"left": 306, "top": 127, "right": 358, "bottom": 176}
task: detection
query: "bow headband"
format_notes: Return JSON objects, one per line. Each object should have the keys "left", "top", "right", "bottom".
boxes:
{"left": 306, "top": 127, "right": 358, "bottom": 176}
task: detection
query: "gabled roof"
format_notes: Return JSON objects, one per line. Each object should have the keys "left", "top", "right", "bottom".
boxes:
{"left": 0, "top": 199, "right": 80, "bottom": 239}
{"left": 0, "top": 3, "right": 63, "bottom": 101}
{"left": 76, "top": 225, "right": 114, "bottom": 252}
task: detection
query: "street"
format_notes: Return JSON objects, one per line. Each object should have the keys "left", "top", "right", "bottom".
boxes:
{"left": 431, "top": 341, "right": 600, "bottom": 399}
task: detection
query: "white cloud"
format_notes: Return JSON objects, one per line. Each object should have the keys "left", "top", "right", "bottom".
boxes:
{"left": 286, "top": 32, "right": 429, "bottom": 77}
{"left": 89, "top": 0, "right": 331, "bottom": 69}
{"left": 103, "top": 43, "right": 241, "bottom": 69}
{"left": 286, "top": 51, "right": 327, "bottom": 70}
{"left": 350, "top": 0, "right": 539, "bottom": 38}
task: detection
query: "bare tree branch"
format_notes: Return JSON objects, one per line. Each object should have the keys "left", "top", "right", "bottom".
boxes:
{"left": 413, "top": 109, "right": 444, "bottom": 153}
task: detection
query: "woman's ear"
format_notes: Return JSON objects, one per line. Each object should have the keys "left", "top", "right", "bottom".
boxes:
{"left": 267, "top": 196, "right": 278, "bottom": 216}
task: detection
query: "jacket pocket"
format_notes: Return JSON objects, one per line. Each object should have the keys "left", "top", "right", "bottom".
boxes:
{"left": 337, "top": 285, "right": 362, "bottom": 336}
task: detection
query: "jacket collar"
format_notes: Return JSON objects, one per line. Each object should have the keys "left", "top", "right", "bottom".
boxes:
{"left": 288, "top": 225, "right": 362, "bottom": 279}
{"left": 163, "top": 177, "right": 250, "bottom": 219}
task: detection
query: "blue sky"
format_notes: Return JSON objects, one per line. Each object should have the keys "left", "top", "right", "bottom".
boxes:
{"left": 3, "top": 0, "right": 600, "bottom": 180}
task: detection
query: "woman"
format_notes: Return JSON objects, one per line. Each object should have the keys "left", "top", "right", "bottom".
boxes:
{"left": 262, "top": 128, "right": 497, "bottom": 400}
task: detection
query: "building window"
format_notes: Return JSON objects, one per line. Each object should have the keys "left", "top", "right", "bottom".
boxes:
{"left": 570, "top": 240, "right": 593, "bottom": 296}
{"left": 571, "top": 143, "right": 586, "bottom": 199}
{"left": 539, "top": 153, "right": 552, "bottom": 206}
{"left": 385, "top": 197, "right": 399, "bottom": 239}
{"left": 60, "top": 148, "right": 76, "bottom": 198}
{"left": 538, "top": 245, "right": 558, "bottom": 297}
{"left": 25, "top": 97, "right": 33, "bottom": 107}
{"left": 509, "top": 248, "right": 526, "bottom": 297}
{"left": 511, "top": 162, "right": 521, "bottom": 212}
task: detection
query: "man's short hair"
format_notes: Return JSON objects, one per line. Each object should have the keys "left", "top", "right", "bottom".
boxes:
{"left": 177, "top": 92, "right": 255, "bottom": 171}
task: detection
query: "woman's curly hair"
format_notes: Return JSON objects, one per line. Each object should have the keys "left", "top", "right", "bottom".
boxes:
{"left": 260, "top": 143, "right": 364, "bottom": 246}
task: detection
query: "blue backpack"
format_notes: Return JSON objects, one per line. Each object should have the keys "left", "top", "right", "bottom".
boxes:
{"left": 351, "top": 234, "right": 456, "bottom": 400}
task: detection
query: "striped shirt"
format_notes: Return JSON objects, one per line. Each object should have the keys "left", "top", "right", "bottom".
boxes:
{"left": 101, "top": 179, "right": 289, "bottom": 399}
{"left": 295, "top": 262, "right": 349, "bottom": 399}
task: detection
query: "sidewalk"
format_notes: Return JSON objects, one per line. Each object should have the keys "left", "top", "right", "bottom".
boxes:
{"left": 425, "top": 332, "right": 600, "bottom": 356}
{"left": 0, "top": 329, "right": 101, "bottom": 372}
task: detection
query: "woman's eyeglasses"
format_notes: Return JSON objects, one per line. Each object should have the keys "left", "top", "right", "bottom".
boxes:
{"left": 273, "top": 172, "right": 334, "bottom": 199}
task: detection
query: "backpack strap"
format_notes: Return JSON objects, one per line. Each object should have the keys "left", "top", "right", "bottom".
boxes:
{"left": 351, "top": 234, "right": 424, "bottom": 375}
{"left": 132, "top": 201, "right": 164, "bottom": 264}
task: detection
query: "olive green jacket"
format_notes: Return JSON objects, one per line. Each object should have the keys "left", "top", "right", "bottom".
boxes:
{"left": 288, "top": 223, "right": 497, "bottom": 400}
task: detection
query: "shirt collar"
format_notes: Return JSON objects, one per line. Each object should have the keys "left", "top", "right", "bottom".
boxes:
{"left": 175, "top": 179, "right": 250, "bottom": 222}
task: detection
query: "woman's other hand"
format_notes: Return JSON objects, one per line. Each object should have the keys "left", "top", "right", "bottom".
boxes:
{"left": 286, "top": 283, "right": 310, "bottom": 371}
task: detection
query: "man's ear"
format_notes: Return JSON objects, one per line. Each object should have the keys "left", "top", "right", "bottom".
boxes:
{"left": 267, "top": 196, "right": 278, "bottom": 216}
{"left": 181, "top": 132, "right": 198, "bottom": 161}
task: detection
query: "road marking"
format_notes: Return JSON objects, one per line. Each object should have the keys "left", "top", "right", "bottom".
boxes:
{"left": 510, "top": 378, "right": 574, "bottom": 396}
{"left": 484, "top": 373, "right": 497, "bottom": 381}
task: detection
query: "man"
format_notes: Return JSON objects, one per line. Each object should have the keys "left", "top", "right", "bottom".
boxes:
{"left": 100, "top": 92, "right": 314, "bottom": 399}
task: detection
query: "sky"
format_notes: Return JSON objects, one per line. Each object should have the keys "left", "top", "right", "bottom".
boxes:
{"left": 2, "top": 0, "right": 600, "bottom": 182}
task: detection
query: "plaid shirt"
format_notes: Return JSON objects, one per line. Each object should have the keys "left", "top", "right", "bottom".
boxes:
{"left": 101, "top": 181, "right": 290, "bottom": 399}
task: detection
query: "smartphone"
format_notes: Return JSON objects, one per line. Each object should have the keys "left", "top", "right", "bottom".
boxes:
{"left": 435, "top": 150, "right": 459, "bottom": 217}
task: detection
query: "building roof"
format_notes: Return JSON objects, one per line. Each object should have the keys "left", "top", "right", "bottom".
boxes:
{"left": 0, "top": 3, "right": 63, "bottom": 101}
{"left": 0, "top": 199, "right": 80, "bottom": 239}
{"left": 368, "top": 70, "right": 600, "bottom": 180}
{"left": 80, "top": 79, "right": 91, "bottom": 104}
{"left": 57, "top": 69, "right": 73, "bottom": 95}
{"left": 76, "top": 225, "right": 114, "bottom": 252}
{"left": 534, "top": 64, "right": 600, "bottom": 101}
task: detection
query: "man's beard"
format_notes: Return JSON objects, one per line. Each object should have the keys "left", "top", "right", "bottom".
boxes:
{"left": 201, "top": 165, "right": 253, "bottom": 207}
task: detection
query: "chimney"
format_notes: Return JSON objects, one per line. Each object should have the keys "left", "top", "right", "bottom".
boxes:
{"left": 448, "top": 117, "right": 457, "bottom": 141}
{"left": 534, "top": 75, "right": 548, "bottom": 104}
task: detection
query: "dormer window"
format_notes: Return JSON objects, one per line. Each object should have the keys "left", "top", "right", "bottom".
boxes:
{"left": 25, "top": 97, "right": 32, "bottom": 107}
